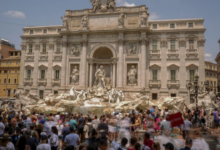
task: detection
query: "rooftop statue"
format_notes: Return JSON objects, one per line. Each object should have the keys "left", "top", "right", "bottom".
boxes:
{"left": 90, "top": 0, "right": 116, "bottom": 12}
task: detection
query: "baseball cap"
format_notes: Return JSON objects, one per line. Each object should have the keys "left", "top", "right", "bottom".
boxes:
{"left": 163, "top": 143, "right": 174, "bottom": 150}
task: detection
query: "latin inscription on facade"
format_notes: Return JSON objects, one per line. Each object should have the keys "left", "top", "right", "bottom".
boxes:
{"left": 89, "top": 16, "right": 118, "bottom": 27}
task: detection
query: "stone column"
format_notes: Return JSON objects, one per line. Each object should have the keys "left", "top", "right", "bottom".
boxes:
{"left": 179, "top": 40, "right": 186, "bottom": 89}
{"left": 117, "top": 40, "right": 124, "bottom": 88}
{"left": 112, "top": 63, "right": 116, "bottom": 88}
{"left": 79, "top": 40, "right": 87, "bottom": 87}
{"left": 32, "top": 44, "right": 40, "bottom": 88}
{"left": 140, "top": 39, "right": 147, "bottom": 88}
{"left": 89, "top": 63, "right": 93, "bottom": 87}
{"left": 46, "top": 44, "right": 53, "bottom": 87}
{"left": 60, "top": 41, "right": 68, "bottom": 87}
{"left": 198, "top": 39, "right": 205, "bottom": 82}
{"left": 18, "top": 44, "right": 26, "bottom": 89}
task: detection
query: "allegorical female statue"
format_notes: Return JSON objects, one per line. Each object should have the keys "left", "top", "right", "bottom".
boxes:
{"left": 71, "top": 66, "right": 79, "bottom": 84}
{"left": 94, "top": 65, "right": 106, "bottom": 89}
{"left": 127, "top": 65, "right": 137, "bottom": 85}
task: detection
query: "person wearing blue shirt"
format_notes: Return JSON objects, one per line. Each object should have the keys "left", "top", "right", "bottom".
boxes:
{"left": 150, "top": 106, "right": 156, "bottom": 118}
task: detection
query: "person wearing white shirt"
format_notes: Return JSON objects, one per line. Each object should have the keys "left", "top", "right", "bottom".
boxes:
{"left": 37, "top": 135, "right": 51, "bottom": 150}
{"left": 54, "top": 112, "right": 60, "bottom": 123}
{"left": 0, "top": 117, "right": 5, "bottom": 136}
{"left": 191, "top": 130, "right": 210, "bottom": 150}
{"left": 49, "top": 126, "right": 59, "bottom": 150}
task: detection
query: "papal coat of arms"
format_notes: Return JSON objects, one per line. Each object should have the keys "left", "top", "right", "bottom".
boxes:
{"left": 90, "top": 0, "right": 116, "bottom": 12}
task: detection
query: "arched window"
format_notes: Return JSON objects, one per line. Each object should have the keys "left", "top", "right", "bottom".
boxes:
{"left": 14, "top": 79, "right": 17, "bottom": 83}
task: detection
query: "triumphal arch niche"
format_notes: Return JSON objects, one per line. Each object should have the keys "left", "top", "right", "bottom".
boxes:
{"left": 65, "top": 1, "right": 149, "bottom": 94}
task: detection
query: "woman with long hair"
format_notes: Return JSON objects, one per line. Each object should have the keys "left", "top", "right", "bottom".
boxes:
{"left": 152, "top": 141, "right": 161, "bottom": 150}
{"left": 49, "top": 126, "right": 59, "bottom": 150}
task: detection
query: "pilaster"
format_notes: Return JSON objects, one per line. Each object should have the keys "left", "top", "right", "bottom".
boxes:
{"left": 79, "top": 39, "right": 88, "bottom": 87}
{"left": 117, "top": 39, "right": 124, "bottom": 88}
{"left": 60, "top": 41, "right": 68, "bottom": 87}
{"left": 18, "top": 44, "right": 26, "bottom": 89}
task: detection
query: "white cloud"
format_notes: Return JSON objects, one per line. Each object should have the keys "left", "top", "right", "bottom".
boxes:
{"left": 205, "top": 53, "right": 215, "bottom": 62}
{"left": 116, "top": 0, "right": 135, "bottom": 7}
{"left": 3, "top": 10, "right": 26, "bottom": 19}
{"left": 149, "top": 12, "right": 160, "bottom": 20}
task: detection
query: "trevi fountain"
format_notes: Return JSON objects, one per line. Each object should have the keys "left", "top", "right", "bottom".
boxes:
{"left": 7, "top": 65, "right": 218, "bottom": 116}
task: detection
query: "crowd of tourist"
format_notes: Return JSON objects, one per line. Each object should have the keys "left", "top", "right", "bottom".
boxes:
{"left": 0, "top": 103, "right": 216, "bottom": 150}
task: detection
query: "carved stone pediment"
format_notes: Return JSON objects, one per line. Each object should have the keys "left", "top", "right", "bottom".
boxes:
{"left": 149, "top": 64, "right": 161, "bottom": 69}
{"left": 167, "top": 64, "right": 179, "bottom": 69}
{"left": 40, "top": 40, "right": 49, "bottom": 44}
{"left": 25, "top": 65, "right": 34, "bottom": 69}
{"left": 53, "top": 65, "right": 61, "bottom": 70}
{"left": 38, "top": 65, "right": 47, "bottom": 70}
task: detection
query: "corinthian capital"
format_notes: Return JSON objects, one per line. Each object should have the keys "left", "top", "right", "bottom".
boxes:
{"left": 118, "top": 39, "right": 124, "bottom": 45}
{"left": 62, "top": 41, "right": 68, "bottom": 47}
{"left": 20, "top": 44, "right": 26, "bottom": 50}
{"left": 140, "top": 38, "right": 149, "bottom": 45}
{"left": 197, "top": 39, "right": 206, "bottom": 47}
{"left": 81, "top": 40, "right": 88, "bottom": 47}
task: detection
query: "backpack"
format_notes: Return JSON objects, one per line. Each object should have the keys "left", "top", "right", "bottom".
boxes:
{"left": 86, "top": 123, "right": 94, "bottom": 137}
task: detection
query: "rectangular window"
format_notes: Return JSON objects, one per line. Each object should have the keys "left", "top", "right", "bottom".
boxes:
{"left": 4, "top": 79, "right": 6, "bottom": 83}
{"left": 152, "top": 40, "right": 157, "bottom": 50}
{"left": 188, "top": 23, "right": 193, "bottom": 28}
{"left": 39, "top": 90, "right": 44, "bottom": 99}
{"left": 171, "top": 94, "right": 176, "bottom": 97}
{"left": 170, "top": 70, "right": 176, "bottom": 80}
{"left": 58, "top": 29, "right": 61, "bottom": 32}
{"left": 189, "top": 70, "right": 195, "bottom": 81}
{"left": 210, "top": 65, "right": 212, "bottom": 70}
{"left": 9, "top": 70, "right": 11, "bottom": 73}
{"left": 10, "top": 61, "right": 12, "bottom": 65}
{"left": 152, "top": 93, "right": 158, "bottom": 100}
{"left": 170, "top": 24, "right": 175, "bottom": 28}
{"left": 14, "top": 89, "right": 16, "bottom": 94}
{"left": 0, "top": 70, "right": 1, "bottom": 73}
{"left": 43, "top": 29, "right": 47, "bottom": 33}
{"left": 153, "top": 24, "right": 157, "bottom": 29}
{"left": 29, "top": 44, "right": 33, "bottom": 53}
{"left": 54, "top": 91, "right": 58, "bottom": 95}
{"left": 211, "top": 81, "right": 213, "bottom": 87}
{"left": 189, "top": 40, "right": 194, "bottom": 49}
{"left": 30, "top": 30, "right": 33, "bottom": 34}
{"left": 6, "top": 61, "right": 8, "bottom": 65}
{"left": 15, "top": 70, "right": 17, "bottom": 73}
{"left": 152, "top": 70, "right": 158, "bottom": 80}
{"left": 55, "top": 70, "right": 60, "bottom": 79}
{"left": 16, "top": 60, "right": 18, "bottom": 65}
{"left": 42, "top": 44, "right": 47, "bottom": 52}
{"left": 0, "top": 61, "right": 1, "bottom": 65}
{"left": 41, "top": 70, "right": 45, "bottom": 79}
{"left": 214, "top": 81, "right": 216, "bottom": 86}
{"left": 27, "top": 70, "right": 31, "bottom": 79}
{"left": 170, "top": 40, "right": 175, "bottom": 50}
{"left": 8, "top": 79, "right": 10, "bottom": 83}
{"left": 14, "top": 79, "right": 17, "bottom": 83}
{"left": 4, "top": 70, "right": 7, "bottom": 73}
{"left": 57, "top": 43, "right": 61, "bottom": 52}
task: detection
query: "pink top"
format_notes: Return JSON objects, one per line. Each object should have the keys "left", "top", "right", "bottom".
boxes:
{"left": 154, "top": 118, "right": 160, "bottom": 130}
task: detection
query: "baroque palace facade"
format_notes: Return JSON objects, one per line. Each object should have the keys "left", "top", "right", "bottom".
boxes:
{"left": 18, "top": 2, "right": 206, "bottom": 102}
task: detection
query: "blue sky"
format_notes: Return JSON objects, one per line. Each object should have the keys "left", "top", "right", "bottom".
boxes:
{"left": 0, "top": 0, "right": 219, "bottom": 62}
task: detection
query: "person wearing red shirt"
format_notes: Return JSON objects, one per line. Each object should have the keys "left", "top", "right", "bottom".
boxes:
{"left": 143, "top": 132, "right": 154, "bottom": 150}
